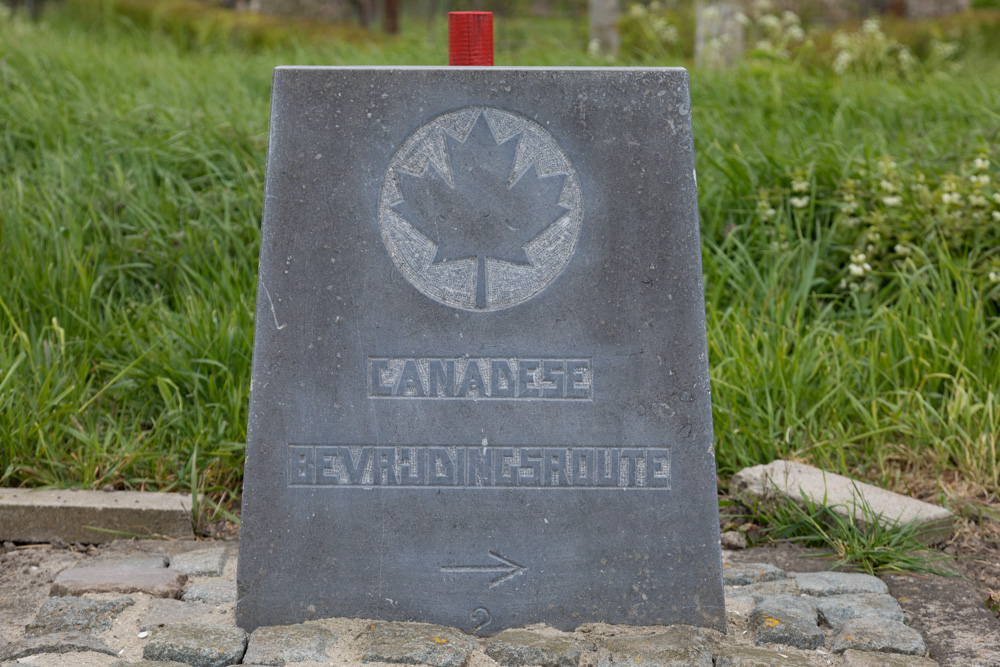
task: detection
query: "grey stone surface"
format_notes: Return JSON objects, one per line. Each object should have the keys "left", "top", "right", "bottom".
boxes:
{"left": 816, "top": 593, "right": 904, "bottom": 626}
{"left": 714, "top": 645, "right": 818, "bottom": 667}
{"left": 140, "top": 598, "right": 233, "bottom": 631}
{"left": 791, "top": 572, "right": 888, "bottom": 597}
{"left": 0, "top": 488, "right": 193, "bottom": 544}
{"left": 110, "top": 662, "right": 191, "bottom": 667}
{"left": 730, "top": 460, "right": 955, "bottom": 545}
{"left": 485, "top": 628, "right": 590, "bottom": 667}
{"left": 0, "top": 631, "right": 117, "bottom": 661}
{"left": 361, "top": 622, "right": 476, "bottom": 667}
{"left": 25, "top": 596, "right": 134, "bottom": 637}
{"left": 243, "top": 624, "right": 338, "bottom": 665}
{"left": 74, "top": 554, "right": 169, "bottom": 569}
{"left": 722, "top": 562, "right": 786, "bottom": 586}
{"left": 750, "top": 596, "right": 823, "bottom": 650}
{"left": 236, "top": 67, "right": 723, "bottom": 635}
{"left": 142, "top": 624, "right": 247, "bottom": 667}
{"left": 182, "top": 581, "right": 237, "bottom": 605}
{"left": 595, "top": 627, "right": 717, "bottom": 667}
{"left": 51, "top": 566, "right": 186, "bottom": 598}
{"left": 168, "top": 547, "right": 227, "bottom": 577}
{"left": 842, "top": 649, "right": 939, "bottom": 666}
{"left": 883, "top": 574, "right": 1000, "bottom": 666}
{"left": 830, "top": 617, "right": 926, "bottom": 655}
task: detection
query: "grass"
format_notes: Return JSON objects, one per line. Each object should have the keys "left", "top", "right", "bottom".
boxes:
{"left": 0, "top": 2, "right": 998, "bottom": 530}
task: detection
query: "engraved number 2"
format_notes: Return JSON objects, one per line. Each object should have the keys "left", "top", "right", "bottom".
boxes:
{"left": 471, "top": 607, "right": 492, "bottom": 635}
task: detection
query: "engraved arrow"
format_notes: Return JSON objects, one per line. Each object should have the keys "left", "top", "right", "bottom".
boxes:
{"left": 441, "top": 551, "right": 527, "bottom": 588}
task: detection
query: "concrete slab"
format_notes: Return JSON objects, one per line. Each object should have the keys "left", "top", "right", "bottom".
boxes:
{"left": 730, "top": 461, "right": 954, "bottom": 545}
{"left": 0, "top": 489, "right": 193, "bottom": 544}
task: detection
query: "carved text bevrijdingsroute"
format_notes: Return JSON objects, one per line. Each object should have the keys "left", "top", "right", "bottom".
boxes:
{"left": 288, "top": 445, "right": 669, "bottom": 489}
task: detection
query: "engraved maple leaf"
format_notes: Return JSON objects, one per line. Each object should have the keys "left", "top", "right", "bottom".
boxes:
{"left": 393, "top": 114, "right": 569, "bottom": 309}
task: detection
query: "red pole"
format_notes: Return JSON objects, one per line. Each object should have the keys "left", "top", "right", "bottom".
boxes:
{"left": 448, "top": 11, "right": 494, "bottom": 66}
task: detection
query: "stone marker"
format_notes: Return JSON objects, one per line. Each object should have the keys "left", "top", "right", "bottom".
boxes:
{"left": 731, "top": 460, "right": 955, "bottom": 545}
{"left": 0, "top": 488, "right": 193, "bottom": 544}
{"left": 237, "top": 67, "right": 725, "bottom": 634}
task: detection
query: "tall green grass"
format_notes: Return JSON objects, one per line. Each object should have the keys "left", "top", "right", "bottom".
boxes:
{"left": 0, "top": 5, "right": 997, "bottom": 515}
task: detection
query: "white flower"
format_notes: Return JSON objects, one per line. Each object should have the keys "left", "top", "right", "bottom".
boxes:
{"left": 894, "top": 244, "right": 912, "bottom": 256}
{"left": 862, "top": 17, "right": 881, "bottom": 34}
{"left": 781, "top": 10, "right": 800, "bottom": 25}
{"left": 990, "top": 271, "right": 1000, "bottom": 283}
{"left": 786, "top": 25, "right": 805, "bottom": 42}
{"left": 759, "top": 14, "right": 780, "bottom": 29}
{"left": 942, "top": 192, "right": 962, "bottom": 206}
{"left": 974, "top": 157, "right": 990, "bottom": 171}
{"left": 971, "top": 174, "right": 991, "bottom": 187}
{"left": 993, "top": 211, "right": 1000, "bottom": 222}
{"left": 789, "top": 196, "right": 810, "bottom": 209}
{"left": 792, "top": 179, "right": 810, "bottom": 193}
{"left": 882, "top": 195, "right": 902, "bottom": 207}
{"left": 994, "top": 193, "right": 1000, "bottom": 204}
{"left": 734, "top": 11, "right": 750, "bottom": 26}
{"left": 970, "top": 194, "right": 988, "bottom": 207}
{"left": 880, "top": 179, "right": 897, "bottom": 192}
{"left": 833, "top": 51, "right": 853, "bottom": 75}
{"left": 849, "top": 263, "right": 866, "bottom": 277}
{"left": 842, "top": 201, "right": 858, "bottom": 214}
{"left": 851, "top": 251, "right": 867, "bottom": 264}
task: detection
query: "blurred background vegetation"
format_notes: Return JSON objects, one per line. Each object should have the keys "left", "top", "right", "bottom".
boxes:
{"left": 0, "top": 0, "right": 998, "bottom": 531}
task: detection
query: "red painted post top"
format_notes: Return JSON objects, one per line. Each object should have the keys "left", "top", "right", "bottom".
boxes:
{"left": 448, "top": 11, "right": 494, "bottom": 66}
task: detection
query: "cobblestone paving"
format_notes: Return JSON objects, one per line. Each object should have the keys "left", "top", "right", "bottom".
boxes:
{"left": 0, "top": 544, "right": 942, "bottom": 667}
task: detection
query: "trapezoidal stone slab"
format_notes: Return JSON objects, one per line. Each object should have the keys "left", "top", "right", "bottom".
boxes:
{"left": 237, "top": 66, "right": 725, "bottom": 635}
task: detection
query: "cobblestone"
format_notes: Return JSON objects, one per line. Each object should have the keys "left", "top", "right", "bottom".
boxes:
{"left": 50, "top": 566, "right": 187, "bottom": 598}
{"left": 595, "top": 626, "right": 718, "bottom": 667}
{"left": 722, "top": 562, "right": 787, "bottom": 586}
{"left": 830, "top": 618, "right": 926, "bottom": 656}
{"left": 25, "top": 595, "right": 134, "bottom": 637}
{"left": 183, "top": 581, "right": 237, "bottom": 605}
{"left": 816, "top": 593, "right": 905, "bottom": 626}
{"left": 790, "top": 572, "right": 889, "bottom": 597}
{"left": 0, "top": 631, "right": 118, "bottom": 661}
{"left": 140, "top": 598, "right": 234, "bottom": 631}
{"left": 143, "top": 624, "right": 247, "bottom": 667}
{"left": 243, "top": 623, "right": 338, "bottom": 665}
{"left": 750, "top": 595, "right": 823, "bottom": 650}
{"left": 168, "top": 547, "right": 227, "bottom": 577}
{"left": 361, "top": 622, "right": 476, "bottom": 667}
{"left": 485, "top": 628, "right": 590, "bottom": 667}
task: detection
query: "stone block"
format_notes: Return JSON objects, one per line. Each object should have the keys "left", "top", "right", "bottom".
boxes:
{"left": 0, "top": 631, "right": 117, "bottom": 661}
{"left": 816, "top": 593, "right": 904, "bottom": 626}
{"left": 361, "top": 622, "right": 476, "bottom": 667}
{"left": 25, "top": 596, "right": 134, "bottom": 637}
{"left": 485, "top": 628, "right": 591, "bottom": 667}
{"left": 168, "top": 547, "right": 227, "bottom": 577}
{"left": 831, "top": 618, "right": 926, "bottom": 655}
{"left": 730, "top": 460, "right": 954, "bottom": 545}
{"left": 724, "top": 578, "right": 799, "bottom": 606}
{"left": 237, "top": 66, "right": 724, "bottom": 635}
{"left": 110, "top": 661, "right": 191, "bottom": 667}
{"left": 142, "top": 624, "right": 247, "bottom": 667}
{"left": 51, "top": 566, "right": 187, "bottom": 599}
{"left": 790, "top": 572, "right": 888, "bottom": 597}
{"left": 596, "top": 627, "right": 717, "bottom": 667}
{"left": 243, "top": 624, "right": 338, "bottom": 665}
{"left": 0, "top": 489, "right": 193, "bottom": 544}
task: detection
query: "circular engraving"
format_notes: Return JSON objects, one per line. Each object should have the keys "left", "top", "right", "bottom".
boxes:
{"left": 378, "top": 107, "right": 583, "bottom": 312}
